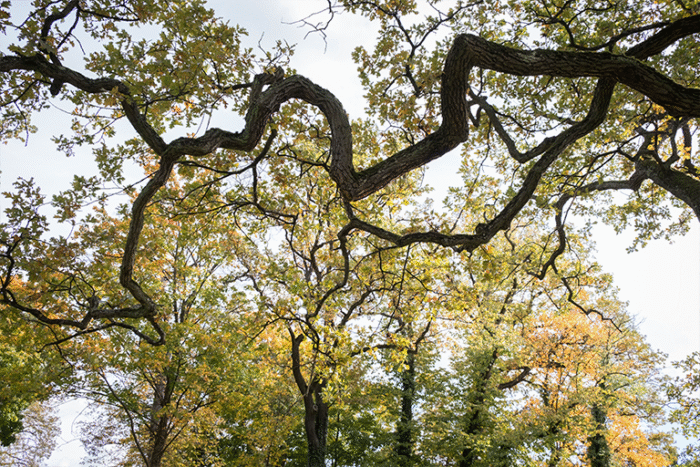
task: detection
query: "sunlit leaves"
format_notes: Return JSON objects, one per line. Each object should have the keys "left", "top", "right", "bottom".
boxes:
{"left": 68, "top": 172, "right": 264, "bottom": 465}
{"left": 81, "top": 0, "right": 256, "bottom": 129}
{"left": 347, "top": 0, "right": 699, "bottom": 243}
{"left": 0, "top": 305, "right": 70, "bottom": 449}
{"left": 0, "top": 0, "right": 697, "bottom": 464}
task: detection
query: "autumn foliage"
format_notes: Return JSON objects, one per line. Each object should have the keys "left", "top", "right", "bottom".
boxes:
{"left": 1, "top": 0, "right": 699, "bottom": 465}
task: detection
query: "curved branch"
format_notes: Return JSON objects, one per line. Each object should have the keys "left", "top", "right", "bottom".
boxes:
{"left": 533, "top": 169, "right": 648, "bottom": 280}
{"left": 0, "top": 237, "right": 165, "bottom": 344}
{"left": 343, "top": 78, "right": 615, "bottom": 252}
{"left": 455, "top": 31, "right": 700, "bottom": 117}
{"left": 636, "top": 157, "right": 700, "bottom": 218}
{"left": 627, "top": 14, "right": 700, "bottom": 59}
{"left": 3, "top": 14, "right": 698, "bottom": 197}
{"left": 2, "top": 11, "right": 699, "bottom": 338}
{"left": 3, "top": 17, "right": 698, "bottom": 201}
{"left": 498, "top": 366, "right": 531, "bottom": 390}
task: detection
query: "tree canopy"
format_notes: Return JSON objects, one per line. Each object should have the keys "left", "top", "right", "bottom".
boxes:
{"left": 0, "top": 0, "right": 698, "bottom": 465}
{"left": 1, "top": 0, "right": 698, "bottom": 339}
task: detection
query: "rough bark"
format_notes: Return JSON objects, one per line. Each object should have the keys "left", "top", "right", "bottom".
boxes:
{"left": 636, "top": 157, "right": 700, "bottom": 219}
{"left": 3, "top": 14, "right": 699, "bottom": 205}
{"left": 304, "top": 387, "right": 329, "bottom": 467}
{"left": 144, "top": 373, "right": 174, "bottom": 467}
{"left": 587, "top": 381, "right": 611, "bottom": 467}
{"left": 587, "top": 404, "right": 611, "bottom": 467}
{"left": 395, "top": 352, "right": 416, "bottom": 467}
{"left": 290, "top": 332, "right": 330, "bottom": 467}
{"left": 2, "top": 10, "right": 700, "bottom": 338}
{"left": 146, "top": 415, "right": 169, "bottom": 467}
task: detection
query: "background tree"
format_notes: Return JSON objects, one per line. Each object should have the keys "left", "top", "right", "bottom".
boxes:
{"left": 0, "top": 306, "right": 69, "bottom": 447}
{"left": 31, "top": 168, "right": 262, "bottom": 467}
{"left": 396, "top": 212, "right": 673, "bottom": 466}
{"left": 0, "top": 401, "right": 60, "bottom": 467}
{"left": 228, "top": 135, "right": 444, "bottom": 466}
{"left": 667, "top": 352, "right": 700, "bottom": 465}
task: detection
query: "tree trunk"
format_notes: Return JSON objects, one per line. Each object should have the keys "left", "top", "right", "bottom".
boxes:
{"left": 290, "top": 331, "right": 329, "bottom": 467}
{"left": 395, "top": 352, "right": 415, "bottom": 467}
{"left": 459, "top": 349, "right": 497, "bottom": 467}
{"left": 146, "top": 415, "right": 169, "bottom": 467}
{"left": 145, "top": 373, "right": 173, "bottom": 467}
{"left": 458, "top": 410, "right": 482, "bottom": 467}
{"left": 547, "top": 445, "right": 562, "bottom": 467}
{"left": 587, "top": 404, "right": 610, "bottom": 467}
{"left": 303, "top": 385, "right": 329, "bottom": 467}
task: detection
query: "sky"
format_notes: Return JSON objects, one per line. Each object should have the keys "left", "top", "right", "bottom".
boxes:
{"left": 1, "top": 1, "right": 699, "bottom": 465}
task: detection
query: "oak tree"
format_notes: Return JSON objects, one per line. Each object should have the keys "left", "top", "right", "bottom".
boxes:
{"left": 2, "top": 0, "right": 698, "bottom": 341}
{"left": 1, "top": 1, "right": 698, "bottom": 465}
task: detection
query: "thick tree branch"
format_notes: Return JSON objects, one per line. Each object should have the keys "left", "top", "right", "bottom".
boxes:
{"left": 454, "top": 32, "right": 700, "bottom": 117}
{"left": 2, "top": 11, "right": 699, "bottom": 338}
{"left": 626, "top": 14, "right": 700, "bottom": 59}
{"left": 498, "top": 366, "right": 531, "bottom": 390}
{"left": 636, "top": 157, "right": 700, "bottom": 219}
{"left": 5, "top": 15, "right": 698, "bottom": 203}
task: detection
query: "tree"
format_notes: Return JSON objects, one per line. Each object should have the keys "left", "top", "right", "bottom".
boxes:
{"left": 387, "top": 208, "right": 674, "bottom": 466}
{"left": 667, "top": 352, "right": 700, "bottom": 465}
{"left": 0, "top": 1, "right": 697, "bottom": 464}
{"left": 229, "top": 136, "right": 441, "bottom": 466}
{"left": 66, "top": 173, "right": 265, "bottom": 467}
{"left": 1, "top": 0, "right": 698, "bottom": 343}
{"left": 0, "top": 401, "right": 60, "bottom": 467}
{"left": 0, "top": 309, "right": 67, "bottom": 448}
{"left": 0, "top": 290, "right": 71, "bottom": 447}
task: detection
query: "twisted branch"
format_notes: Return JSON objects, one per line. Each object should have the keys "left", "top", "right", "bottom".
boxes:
{"left": 2, "top": 11, "right": 700, "bottom": 339}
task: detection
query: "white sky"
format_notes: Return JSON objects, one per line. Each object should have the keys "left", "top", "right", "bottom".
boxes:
{"left": 0, "top": 1, "right": 698, "bottom": 464}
